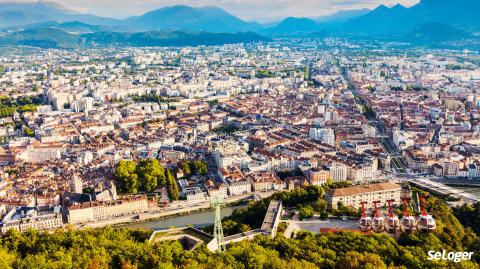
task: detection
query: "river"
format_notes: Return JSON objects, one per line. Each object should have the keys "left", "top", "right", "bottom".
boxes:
{"left": 118, "top": 186, "right": 480, "bottom": 230}
{"left": 454, "top": 186, "right": 480, "bottom": 199}
{"left": 119, "top": 205, "right": 245, "bottom": 230}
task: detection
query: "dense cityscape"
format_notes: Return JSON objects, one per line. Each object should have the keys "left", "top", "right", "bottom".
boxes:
{"left": 0, "top": 0, "right": 479, "bottom": 268}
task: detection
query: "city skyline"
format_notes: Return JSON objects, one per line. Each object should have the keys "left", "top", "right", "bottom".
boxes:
{"left": 0, "top": 0, "right": 420, "bottom": 22}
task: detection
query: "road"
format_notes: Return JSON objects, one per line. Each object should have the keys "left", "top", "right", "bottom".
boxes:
{"left": 408, "top": 177, "right": 480, "bottom": 203}
{"left": 392, "top": 175, "right": 480, "bottom": 204}
{"left": 347, "top": 78, "right": 408, "bottom": 174}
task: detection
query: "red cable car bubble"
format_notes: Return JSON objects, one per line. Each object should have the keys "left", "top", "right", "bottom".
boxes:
{"left": 385, "top": 199, "right": 400, "bottom": 234}
{"left": 417, "top": 195, "right": 436, "bottom": 232}
{"left": 371, "top": 200, "right": 385, "bottom": 233}
{"left": 358, "top": 201, "right": 372, "bottom": 232}
{"left": 400, "top": 197, "right": 417, "bottom": 233}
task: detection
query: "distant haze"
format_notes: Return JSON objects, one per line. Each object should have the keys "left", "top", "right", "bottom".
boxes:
{"left": 0, "top": 0, "right": 420, "bottom": 21}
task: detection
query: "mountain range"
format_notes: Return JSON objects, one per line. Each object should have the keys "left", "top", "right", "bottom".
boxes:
{"left": 0, "top": 0, "right": 478, "bottom": 48}
{"left": 0, "top": 27, "right": 268, "bottom": 49}
{"left": 314, "top": 9, "right": 370, "bottom": 25}
{"left": 126, "top": 5, "right": 260, "bottom": 32}
{"left": 0, "top": 1, "right": 120, "bottom": 27}
{"left": 260, "top": 17, "right": 321, "bottom": 37}
{"left": 0, "top": 28, "right": 82, "bottom": 48}
{"left": 0, "top": 2, "right": 362, "bottom": 33}
{"left": 343, "top": 0, "right": 480, "bottom": 35}
{"left": 0, "top": 2, "right": 260, "bottom": 33}
{"left": 405, "top": 23, "right": 472, "bottom": 45}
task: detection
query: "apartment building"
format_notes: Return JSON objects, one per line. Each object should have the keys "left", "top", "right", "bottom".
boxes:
{"left": 204, "top": 180, "right": 228, "bottom": 199}
{"left": 0, "top": 206, "right": 63, "bottom": 233}
{"left": 325, "top": 182, "right": 402, "bottom": 209}
{"left": 67, "top": 195, "right": 148, "bottom": 224}
{"left": 249, "top": 172, "right": 283, "bottom": 192}
{"left": 308, "top": 168, "right": 330, "bottom": 185}
{"left": 227, "top": 180, "right": 251, "bottom": 196}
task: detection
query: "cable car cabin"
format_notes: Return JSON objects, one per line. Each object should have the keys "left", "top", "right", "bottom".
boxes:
{"left": 417, "top": 195, "right": 436, "bottom": 232}
{"left": 400, "top": 215, "right": 417, "bottom": 233}
{"left": 400, "top": 197, "right": 416, "bottom": 233}
{"left": 417, "top": 214, "right": 436, "bottom": 232}
{"left": 358, "top": 201, "right": 372, "bottom": 232}
{"left": 358, "top": 216, "right": 372, "bottom": 232}
{"left": 385, "top": 199, "right": 399, "bottom": 234}
{"left": 371, "top": 201, "right": 384, "bottom": 233}
{"left": 372, "top": 216, "right": 385, "bottom": 233}
{"left": 385, "top": 215, "right": 400, "bottom": 234}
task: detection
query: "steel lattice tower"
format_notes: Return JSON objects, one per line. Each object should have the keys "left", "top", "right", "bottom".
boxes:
{"left": 211, "top": 196, "right": 225, "bottom": 252}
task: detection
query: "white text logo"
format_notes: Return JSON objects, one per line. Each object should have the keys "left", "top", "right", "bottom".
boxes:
{"left": 427, "top": 250, "right": 474, "bottom": 263}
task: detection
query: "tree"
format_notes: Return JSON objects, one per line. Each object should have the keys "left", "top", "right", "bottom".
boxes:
{"left": 306, "top": 185, "right": 324, "bottom": 200}
{"left": 453, "top": 202, "right": 480, "bottom": 236}
{"left": 320, "top": 211, "right": 328, "bottom": 219}
{"left": 337, "top": 251, "right": 386, "bottom": 269}
{"left": 114, "top": 160, "right": 138, "bottom": 194}
{"left": 24, "top": 127, "right": 35, "bottom": 137}
{"left": 335, "top": 202, "right": 359, "bottom": 217}
{"left": 181, "top": 162, "right": 191, "bottom": 176}
{"left": 207, "top": 99, "right": 219, "bottom": 106}
{"left": 326, "top": 176, "right": 333, "bottom": 186}
{"left": 311, "top": 199, "right": 327, "bottom": 213}
{"left": 137, "top": 158, "right": 165, "bottom": 192}
{"left": 19, "top": 104, "right": 37, "bottom": 113}
{"left": 299, "top": 205, "right": 314, "bottom": 220}
{"left": 166, "top": 169, "right": 179, "bottom": 201}
{"left": 192, "top": 160, "right": 208, "bottom": 175}
{"left": 0, "top": 247, "right": 14, "bottom": 269}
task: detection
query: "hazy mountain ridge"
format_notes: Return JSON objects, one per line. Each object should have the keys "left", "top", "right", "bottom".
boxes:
{"left": 405, "top": 23, "right": 472, "bottom": 45}
{"left": 314, "top": 9, "right": 370, "bottom": 24}
{"left": 0, "top": 28, "right": 83, "bottom": 48}
{"left": 0, "top": 2, "right": 121, "bottom": 27}
{"left": 342, "top": 4, "right": 409, "bottom": 34}
{"left": 126, "top": 5, "right": 261, "bottom": 33}
{"left": 0, "top": 3, "right": 261, "bottom": 33}
{"left": 0, "top": 27, "right": 268, "bottom": 48}
{"left": 261, "top": 17, "right": 321, "bottom": 37}
{"left": 23, "top": 21, "right": 104, "bottom": 34}
{"left": 84, "top": 30, "right": 268, "bottom": 47}
{"left": 343, "top": 0, "right": 480, "bottom": 35}
{"left": 0, "top": 2, "right": 268, "bottom": 48}
{"left": 0, "top": 0, "right": 478, "bottom": 48}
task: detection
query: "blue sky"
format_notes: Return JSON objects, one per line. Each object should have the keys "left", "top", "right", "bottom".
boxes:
{"left": 5, "top": 0, "right": 420, "bottom": 22}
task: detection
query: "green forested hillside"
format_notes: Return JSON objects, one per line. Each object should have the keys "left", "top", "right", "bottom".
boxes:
{"left": 0, "top": 28, "right": 268, "bottom": 49}
{"left": 0, "top": 197, "right": 478, "bottom": 268}
{"left": 0, "top": 28, "right": 82, "bottom": 48}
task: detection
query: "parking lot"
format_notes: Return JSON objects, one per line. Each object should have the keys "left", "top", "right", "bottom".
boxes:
{"left": 284, "top": 218, "right": 359, "bottom": 237}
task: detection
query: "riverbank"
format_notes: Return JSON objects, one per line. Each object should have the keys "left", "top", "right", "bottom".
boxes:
{"left": 440, "top": 181, "right": 479, "bottom": 187}
{"left": 120, "top": 205, "right": 246, "bottom": 230}
{"left": 75, "top": 193, "right": 256, "bottom": 229}
{"left": 450, "top": 186, "right": 480, "bottom": 198}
